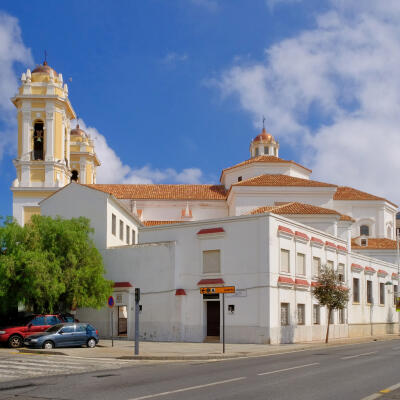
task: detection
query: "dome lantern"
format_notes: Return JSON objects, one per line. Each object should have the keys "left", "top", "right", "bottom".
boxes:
{"left": 250, "top": 128, "right": 279, "bottom": 158}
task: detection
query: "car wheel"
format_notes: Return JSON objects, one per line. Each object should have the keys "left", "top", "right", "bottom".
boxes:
{"left": 87, "top": 338, "right": 96, "bottom": 348}
{"left": 42, "top": 341, "right": 54, "bottom": 349}
{"left": 8, "top": 335, "right": 23, "bottom": 348}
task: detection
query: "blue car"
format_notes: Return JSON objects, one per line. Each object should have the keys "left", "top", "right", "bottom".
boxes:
{"left": 24, "top": 323, "right": 99, "bottom": 349}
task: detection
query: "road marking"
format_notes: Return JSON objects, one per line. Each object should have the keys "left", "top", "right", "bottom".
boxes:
{"left": 258, "top": 362, "right": 319, "bottom": 376}
{"left": 360, "top": 393, "right": 382, "bottom": 400}
{"left": 127, "top": 377, "right": 246, "bottom": 400}
{"left": 380, "top": 381, "right": 400, "bottom": 393}
{"left": 341, "top": 351, "right": 377, "bottom": 360}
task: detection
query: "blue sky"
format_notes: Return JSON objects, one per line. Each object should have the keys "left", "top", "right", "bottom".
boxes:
{"left": 1, "top": 0, "right": 400, "bottom": 217}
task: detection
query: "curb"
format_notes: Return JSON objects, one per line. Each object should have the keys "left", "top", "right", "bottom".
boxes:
{"left": 18, "top": 349, "right": 67, "bottom": 356}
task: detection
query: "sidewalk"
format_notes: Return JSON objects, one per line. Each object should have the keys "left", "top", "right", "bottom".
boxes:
{"left": 18, "top": 334, "right": 400, "bottom": 361}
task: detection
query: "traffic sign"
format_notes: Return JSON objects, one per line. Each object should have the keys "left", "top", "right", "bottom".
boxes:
{"left": 200, "top": 286, "right": 235, "bottom": 294}
{"left": 108, "top": 296, "right": 115, "bottom": 308}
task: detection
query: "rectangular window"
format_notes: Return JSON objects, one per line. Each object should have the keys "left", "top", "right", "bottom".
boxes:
{"left": 119, "top": 220, "right": 124, "bottom": 241}
{"left": 312, "top": 257, "right": 321, "bottom": 277}
{"left": 126, "top": 226, "right": 130, "bottom": 244}
{"left": 394, "top": 285, "right": 398, "bottom": 306}
{"left": 353, "top": 278, "right": 360, "bottom": 303}
{"left": 281, "top": 303, "right": 290, "bottom": 326}
{"left": 296, "top": 253, "right": 306, "bottom": 276}
{"left": 203, "top": 250, "right": 221, "bottom": 274}
{"left": 338, "top": 263, "right": 345, "bottom": 282}
{"left": 112, "top": 214, "right": 116, "bottom": 236}
{"left": 297, "top": 304, "right": 305, "bottom": 325}
{"left": 313, "top": 304, "right": 320, "bottom": 325}
{"left": 327, "top": 260, "right": 334, "bottom": 269}
{"left": 237, "top": 176, "right": 242, "bottom": 182}
{"left": 280, "top": 249, "right": 290, "bottom": 273}
{"left": 255, "top": 148, "right": 260, "bottom": 156}
{"left": 367, "top": 280, "right": 373, "bottom": 304}
{"left": 329, "top": 310, "right": 335, "bottom": 324}
{"left": 339, "top": 308, "right": 345, "bottom": 324}
{"left": 264, "top": 146, "right": 269, "bottom": 154}
{"left": 132, "top": 229, "right": 136, "bottom": 245}
{"left": 379, "top": 282, "right": 385, "bottom": 305}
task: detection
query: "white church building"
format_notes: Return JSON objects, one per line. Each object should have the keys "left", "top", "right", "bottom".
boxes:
{"left": 11, "top": 61, "right": 400, "bottom": 344}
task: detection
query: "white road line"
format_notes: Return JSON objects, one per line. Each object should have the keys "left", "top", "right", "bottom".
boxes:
{"left": 0, "top": 360, "right": 88, "bottom": 369}
{"left": 127, "top": 377, "right": 247, "bottom": 400}
{"left": 360, "top": 393, "right": 382, "bottom": 400}
{"left": 341, "top": 351, "right": 377, "bottom": 360}
{"left": 380, "top": 381, "right": 400, "bottom": 393}
{"left": 258, "top": 362, "right": 319, "bottom": 376}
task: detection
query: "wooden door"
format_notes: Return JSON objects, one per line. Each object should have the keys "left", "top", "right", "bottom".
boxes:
{"left": 207, "top": 301, "right": 220, "bottom": 337}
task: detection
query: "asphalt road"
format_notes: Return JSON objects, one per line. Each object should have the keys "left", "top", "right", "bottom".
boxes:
{"left": 1, "top": 340, "right": 400, "bottom": 400}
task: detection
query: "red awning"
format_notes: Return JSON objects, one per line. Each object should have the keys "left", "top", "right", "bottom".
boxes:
{"left": 197, "top": 278, "right": 225, "bottom": 285}
{"left": 113, "top": 282, "right": 133, "bottom": 288}
{"left": 197, "top": 227, "right": 225, "bottom": 235}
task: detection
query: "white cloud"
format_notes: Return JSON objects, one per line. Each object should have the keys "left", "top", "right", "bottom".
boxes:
{"left": 0, "top": 12, "right": 32, "bottom": 160}
{"left": 161, "top": 52, "right": 188, "bottom": 67}
{"left": 74, "top": 119, "right": 204, "bottom": 185}
{"left": 210, "top": 1, "right": 400, "bottom": 204}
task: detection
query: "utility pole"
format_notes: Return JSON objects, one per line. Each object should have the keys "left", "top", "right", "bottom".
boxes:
{"left": 135, "top": 288, "right": 140, "bottom": 355}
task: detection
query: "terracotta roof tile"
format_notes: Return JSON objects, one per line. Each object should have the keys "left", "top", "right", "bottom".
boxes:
{"left": 334, "top": 186, "right": 397, "bottom": 207}
{"left": 351, "top": 238, "right": 397, "bottom": 250}
{"left": 86, "top": 184, "right": 227, "bottom": 201}
{"left": 142, "top": 220, "right": 184, "bottom": 227}
{"left": 222, "top": 155, "right": 312, "bottom": 175}
{"left": 339, "top": 214, "right": 356, "bottom": 222}
{"left": 234, "top": 174, "right": 336, "bottom": 188}
{"left": 250, "top": 202, "right": 340, "bottom": 216}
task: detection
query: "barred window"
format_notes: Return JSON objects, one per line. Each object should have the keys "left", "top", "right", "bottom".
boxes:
{"left": 338, "top": 263, "right": 345, "bottom": 282}
{"left": 353, "top": 278, "right": 360, "bottom": 303}
{"left": 296, "top": 253, "right": 305, "bottom": 276}
{"left": 313, "top": 257, "right": 321, "bottom": 277}
{"left": 297, "top": 304, "right": 305, "bottom": 325}
{"left": 280, "top": 249, "right": 290, "bottom": 273}
{"left": 313, "top": 304, "right": 320, "bottom": 325}
{"left": 281, "top": 303, "right": 290, "bottom": 326}
{"left": 339, "top": 308, "right": 345, "bottom": 324}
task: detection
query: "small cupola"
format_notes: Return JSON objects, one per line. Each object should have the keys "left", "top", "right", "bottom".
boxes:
{"left": 250, "top": 127, "right": 279, "bottom": 158}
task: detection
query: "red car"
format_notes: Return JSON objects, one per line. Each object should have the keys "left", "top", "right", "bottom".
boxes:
{"left": 0, "top": 314, "right": 65, "bottom": 348}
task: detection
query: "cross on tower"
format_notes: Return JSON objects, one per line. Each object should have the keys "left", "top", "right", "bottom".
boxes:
{"left": 262, "top": 115, "right": 266, "bottom": 130}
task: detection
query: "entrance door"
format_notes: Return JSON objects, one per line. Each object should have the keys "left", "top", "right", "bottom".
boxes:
{"left": 206, "top": 301, "right": 220, "bottom": 337}
{"left": 118, "top": 306, "right": 128, "bottom": 336}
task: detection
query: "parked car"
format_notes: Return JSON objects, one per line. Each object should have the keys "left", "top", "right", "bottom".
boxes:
{"left": 59, "top": 313, "right": 79, "bottom": 323}
{"left": 24, "top": 323, "right": 99, "bottom": 349}
{"left": 0, "top": 314, "right": 65, "bottom": 348}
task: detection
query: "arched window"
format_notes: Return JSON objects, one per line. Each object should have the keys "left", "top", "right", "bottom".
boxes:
{"left": 360, "top": 225, "right": 370, "bottom": 236}
{"left": 71, "top": 170, "right": 79, "bottom": 182}
{"left": 33, "top": 121, "right": 44, "bottom": 160}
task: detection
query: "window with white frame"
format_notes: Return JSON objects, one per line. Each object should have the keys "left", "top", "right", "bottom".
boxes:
{"left": 329, "top": 309, "right": 334, "bottom": 324}
{"left": 280, "top": 249, "right": 290, "bottom": 273}
{"left": 264, "top": 146, "right": 269, "bottom": 154}
{"left": 379, "top": 282, "right": 385, "bottom": 305}
{"left": 281, "top": 303, "right": 290, "bottom": 326}
{"left": 338, "top": 263, "right": 345, "bottom": 282}
{"left": 111, "top": 214, "right": 116, "bottom": 236}
{"left": 353, "top": 278, "right": 360, "bottom": 303}
{"left": 119, "top": 220, "right": 124, "bottom": 241}
{"left": 132, "top": 229, "right": 136, "bottom": 245}
{"left": 313, "top": 257, "right": 321, "bottom": 277}
{"left": 360, "top": 225, "right": 370, "bottom": 236}
{"left": 339, "top": 308, "right": 345, "bottom": 324}
{"left": 313, "top": 304, "right": 320, "bottom": 324}
{"left": 367, "top": 280, "right": 373, "bottom": 304}
{"left": 297, "top": 304, "right": 305, "bottom": 325}
{"left": 296, "top": 253, "right": 306, "bottom": 276}
{"left": 203, "top": 250, "right": 221, "bottom": 274}
{"left": 327, "top": 260, "right": 334, "bottom": 270}
{"left": 126, "top": 226, "right": 130, "bottom": 244}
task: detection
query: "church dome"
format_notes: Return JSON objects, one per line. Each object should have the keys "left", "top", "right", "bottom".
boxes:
{"left": 252, "top": 128, "right": 276, "bottom": 144}
{"left": 70, "top": 124, "right": 87, "bottom": 138}
{"left": 32, "top": 61, "right": 57, "bottom": 75}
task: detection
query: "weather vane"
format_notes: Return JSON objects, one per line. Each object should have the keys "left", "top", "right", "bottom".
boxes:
{"left": 262, "top": 115, "right": 266, "bottom": 129}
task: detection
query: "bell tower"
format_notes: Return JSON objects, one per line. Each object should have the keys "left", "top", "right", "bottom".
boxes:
{"left": 11, "top": 61, "right": 76, "bottom": 225}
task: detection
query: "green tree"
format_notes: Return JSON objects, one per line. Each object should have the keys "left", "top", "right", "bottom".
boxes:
{"left": 312, "top": 265, "right": 349, "bottom": 343}
{"left": 0, "top": 215, "right": 113, "bottom": 314}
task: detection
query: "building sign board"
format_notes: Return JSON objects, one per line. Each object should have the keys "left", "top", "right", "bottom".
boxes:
{"left": 226, "top": 289, "right": 247, "bottom": 297}
{"left": 200, "top": 286, "right": 235, "bottom": 294}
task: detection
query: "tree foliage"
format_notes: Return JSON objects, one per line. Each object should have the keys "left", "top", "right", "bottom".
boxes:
{"left": 0, "top": 215, "right": 113, "bottom": 315}
{"left": 312, "top": 265, "right": 349, "bottom": 343}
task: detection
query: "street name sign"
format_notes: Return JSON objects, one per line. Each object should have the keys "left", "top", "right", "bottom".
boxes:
{"left": 200, "top": 286, "right": 235, "bottom": 294}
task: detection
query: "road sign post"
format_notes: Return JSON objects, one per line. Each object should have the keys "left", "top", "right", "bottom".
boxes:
{"left": 108, "top": 296, "right": 115, "bottom": 347}
{"left": 135, "top": 288, "right": 140, "bottom": 355}
{"left": 200, "top": 286, "right": 235, "bottom": 354}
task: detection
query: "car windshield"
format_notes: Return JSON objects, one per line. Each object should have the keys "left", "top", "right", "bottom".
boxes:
{"left": 46, "top": 324, "right": 64, "bottom": 333}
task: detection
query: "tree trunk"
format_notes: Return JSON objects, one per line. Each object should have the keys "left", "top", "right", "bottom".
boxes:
{"left": 325, "top": 307, "right": 331, "bottom": 344}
